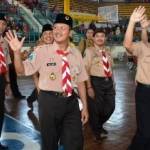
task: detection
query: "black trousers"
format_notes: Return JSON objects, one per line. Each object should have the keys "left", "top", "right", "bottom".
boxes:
{"left": 9, "top": 63, "right": 22, "bottom": 97}
{"left": 0, "top": 74, "right": 6, "bottom": 138}
{"left": 129, "top": 83, "right": 150, "bottom": 150}
{"left": 38, "top": 91, "right": 83, "bottom": 150}
{"left": 88, "top": 76, "right": 115, "bottom": 137}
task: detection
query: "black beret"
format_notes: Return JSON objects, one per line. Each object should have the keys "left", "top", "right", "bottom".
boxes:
{"left": 0, "top": 13, "right": 6, "bottom": 22}
{"left": 42, "top": 24, "right": 52, "bottom": 34}
{"left": 54, "top": 13, "right": 73, "bottom": 28}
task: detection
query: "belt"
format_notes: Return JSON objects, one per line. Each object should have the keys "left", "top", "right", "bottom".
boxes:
{"left": 0, "top": 74, "right": 5, "bottom": 76}
{"left": 137, "top": 82, "right": 150, "bottom": 88}
{"left": 91, "top": 76, "right": 112, "bottom": 81}
{"left": 103, "top": 77, "right": 111, "bottom": 81}
{"left": 0, "top": 74, "right": 5, "bottom": 79}
{"left": 41, "top": 90, "right": 76, "bottom": 98}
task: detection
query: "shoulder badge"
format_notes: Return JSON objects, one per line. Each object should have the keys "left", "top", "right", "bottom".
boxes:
{"left": 28, "top": 51, "right": 36, "bottom": 61}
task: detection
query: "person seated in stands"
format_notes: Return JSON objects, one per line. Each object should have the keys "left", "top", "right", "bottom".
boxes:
{"left": 51, "top": 3, "right": 62, "bottom": 19}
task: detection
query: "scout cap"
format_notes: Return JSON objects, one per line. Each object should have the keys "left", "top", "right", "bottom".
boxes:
{"left": 0, "top": 13, "right": 6, "bottom": 22}
{"left": 42, "top": 24, "right": 53, "bottom": 34}
{"left": 54, "top": 13, "right": 73, "bottom": 28}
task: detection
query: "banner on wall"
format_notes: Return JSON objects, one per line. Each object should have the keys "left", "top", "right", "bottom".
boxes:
{"left": 7, "top": 0, "right": 13, "bottom": 4}
{"left": 98, "top": 5, "right": 119, "bottom": 23}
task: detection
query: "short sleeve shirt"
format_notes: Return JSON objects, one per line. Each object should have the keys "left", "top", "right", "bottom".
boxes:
{"left": 83, "top": 45, "right": 113, "bottom": 77}
{"left": 131, "top": 41, "right": 150, "bottom": 84}
{"left": 23, "top": 42, "right": 88, "bottom": 91}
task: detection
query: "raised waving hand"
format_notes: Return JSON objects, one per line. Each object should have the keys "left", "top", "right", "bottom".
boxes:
{"left": 5, "top": 30, "right": 25, "bottom": 52}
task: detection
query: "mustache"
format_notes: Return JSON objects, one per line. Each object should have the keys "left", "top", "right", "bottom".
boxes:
{"left": 54, "top": 32, "right": 63, "bottom": 36}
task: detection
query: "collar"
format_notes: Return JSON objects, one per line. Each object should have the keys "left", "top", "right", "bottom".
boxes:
{"left": 94, "top": 44, "right": 106, "bottom": 52}
{"left": 53, "top": 41, "right": 74, "bottom": 54}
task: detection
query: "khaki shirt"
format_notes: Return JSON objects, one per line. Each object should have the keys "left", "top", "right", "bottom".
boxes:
{"left": 84, "top": 45, "right": 113, "bottom": 77}
{"left": 23, "top": 42, "right": 88, "bottom": 91}
{"left": 0, "top": 36, "right": 11, "bottom": 65}
{"left": 78, "top": 38, "right": 94, "bottom": 55}
{"left": 131, "top": 41, "right": 150, "bottom": 84}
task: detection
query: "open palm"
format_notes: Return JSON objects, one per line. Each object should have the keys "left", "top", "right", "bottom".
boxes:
{"left": 130, "top": 6, "right": 146, "bottom": 23}
{"left": 5, "top": 30, "right": 25, "bottom": 52}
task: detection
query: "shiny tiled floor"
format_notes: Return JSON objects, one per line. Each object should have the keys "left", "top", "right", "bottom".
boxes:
{"left": 5, "top": 62, "right": 137, "bottom": 150}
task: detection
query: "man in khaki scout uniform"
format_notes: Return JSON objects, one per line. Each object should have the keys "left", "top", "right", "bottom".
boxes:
{"left": 124, "top": 6, "right": 150, "bottom": 150}
{"left": 0, "top": 13, "right": 11, "bottom": 150}
{"left": 5, "top": 13, "right": 89, "bottom": 150}
{"left": 84, "top": 28, "right": 115, "bottom": 142}
{"left": 78, "top": 28, "right": 94, "bottom": 56}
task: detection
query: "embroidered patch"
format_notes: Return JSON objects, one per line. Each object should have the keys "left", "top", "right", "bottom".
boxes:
{"left": 28, "top": 52, "right": 36, "bottom": 61}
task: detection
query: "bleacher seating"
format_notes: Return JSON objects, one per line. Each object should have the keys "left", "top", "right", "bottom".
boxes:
{"left": 0, "top": 0, "right": 40, "bottom": 43}
{"left": 48, "top": 0, "right": 150, "bottom": 17}
{"left": 97, "top": 2, "right": 150, "bottom": 17}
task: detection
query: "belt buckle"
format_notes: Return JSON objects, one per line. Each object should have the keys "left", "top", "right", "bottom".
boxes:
{"left": 62, "top": 92, "right": 67, "bottom": 97}
{"left": 105, "top": 77, "right": 109, "bottom": 81}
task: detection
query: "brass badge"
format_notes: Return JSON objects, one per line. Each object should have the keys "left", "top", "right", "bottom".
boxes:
{"left": 72, "top": 76, "right": 76, "bottom": 81}
{"left": 65, "top": 16, "right": 69, "bottom": 20}
{"left": 49, "top": 72, "right": 56, "bottom": 80}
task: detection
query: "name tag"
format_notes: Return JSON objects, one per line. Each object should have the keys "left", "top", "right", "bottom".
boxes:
{"left": 47, "top": 62, "right": 56, "bottom": 66}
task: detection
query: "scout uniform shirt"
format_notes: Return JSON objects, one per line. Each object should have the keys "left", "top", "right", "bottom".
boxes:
{"left": 129, "top": 41, "right": 150, "bottom": 84}
{"left": 83, "top": 45, "right": 113, "bottom": 77}
{"left": 78, "top": 38, "right": 94, "bottom": 55}
{"left": 0, "top": 36, "right": 11, "bottom": 65}
{"left": 23, "top": 42, "right": 88, "bottom": 92}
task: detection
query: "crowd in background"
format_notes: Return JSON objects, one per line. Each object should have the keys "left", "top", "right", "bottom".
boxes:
{"left": 1, "top": 0, "right": 149, "bottom": 45}
{"left": 0, "top": 0, "right": 30, "bottom": 38}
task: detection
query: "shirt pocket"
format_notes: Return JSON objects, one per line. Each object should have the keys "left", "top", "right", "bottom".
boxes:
{"left": 91, "top": 56, "right": 100, "bottom": 65}
{"left": 143, "top": 54, "right": 150, "bottom": 63}
{"left": 41, "top": 58, "right": 59, "bottom": 75}
{"left": 70, "top": 64, "right": 81, "bottom": 82}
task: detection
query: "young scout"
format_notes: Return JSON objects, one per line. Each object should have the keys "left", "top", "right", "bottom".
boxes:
{"left": 83, "top": 28, "right": 115, "bottom": 142}
{"left": 123, "top": 6, "right": 150, "bottom": 150}
{"left": 78, "top": 28, "right": 94, "bottom": 56}
{"left": 0, "top": 13, "right": 11, "bottom": 150}
{"left": 26, "top": 24, "right": 54, "bottom": 109}
{"left": 5, "top": 13, "right": 89, "bottom": 150}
